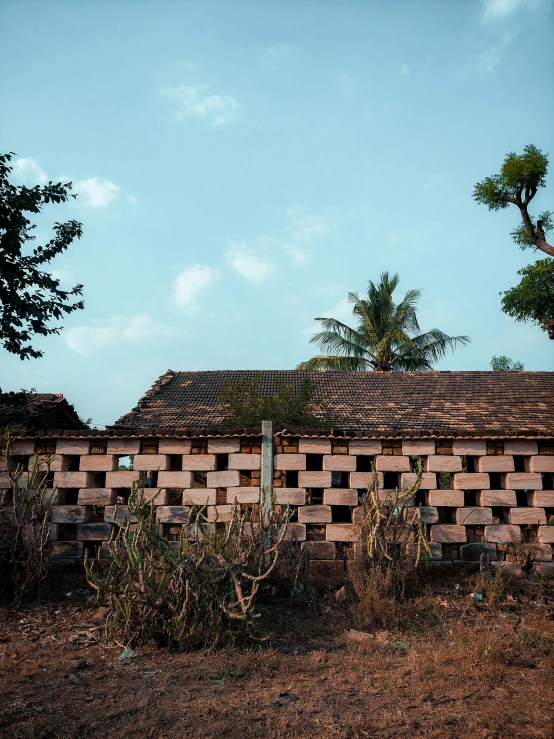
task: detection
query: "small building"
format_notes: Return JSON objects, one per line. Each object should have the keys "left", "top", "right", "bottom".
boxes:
{"left": 0, "top": 392, "right": 88, "bottom": 431}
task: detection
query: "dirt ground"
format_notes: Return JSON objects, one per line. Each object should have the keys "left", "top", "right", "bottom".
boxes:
{"left": 1, "top": 572, "right": 553, "bottom": 739}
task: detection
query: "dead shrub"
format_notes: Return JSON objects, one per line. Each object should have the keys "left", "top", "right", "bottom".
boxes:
{"left": 85, "top": 482, "right": 291, "bottom": 649}
{"left": 477, "top": 552, "right": 506, "bottom": 608}
{"left": 347, "top": 457, "right": 429, "bottom": 629}
{"left": 0, "top": 427, "right": 54, "bottom": 604}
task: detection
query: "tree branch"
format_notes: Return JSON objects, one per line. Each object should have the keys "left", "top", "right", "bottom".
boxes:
{"left": 518, "top": 203, "right": 554, "bottom": 257}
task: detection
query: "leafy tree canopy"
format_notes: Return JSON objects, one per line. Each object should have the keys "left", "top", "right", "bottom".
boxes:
{"left": 298, "top": 272, "right": 470, "bottom": 372}
{"left": 0, "top": 152, "right": 84, "bottom": 359}
{"left": 501, "top": 258, "right": 554, "bottom": 339}
{"left": 490, "top": 356, "right": 524, "bottom": 371}
{"left": 219, "top": 375, "right": 332, "bottom": 428}
{"left": 473, "top": 144, "right": 553, "bottom": 258}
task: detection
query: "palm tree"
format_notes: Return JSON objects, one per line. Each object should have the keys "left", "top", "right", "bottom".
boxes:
{"left": 298, "top": 272, "right": 470, "bottom": 371}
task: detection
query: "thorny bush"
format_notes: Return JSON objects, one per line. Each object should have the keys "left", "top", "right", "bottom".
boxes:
{"left": 85, "top": 482, "right": 291, "bottom": 649}
{"left": 348, "top": 456, "right": 429, "bottom": 629}
{"left": 0, "top": 427, "right": 54, "bottom": 604}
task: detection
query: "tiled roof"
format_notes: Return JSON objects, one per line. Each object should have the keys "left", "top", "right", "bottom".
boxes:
{"left": 112, "top": 370, "right": 554, "bottom": 436}
{"left": 0, "top": 392, "right": 88, "bottom": 430}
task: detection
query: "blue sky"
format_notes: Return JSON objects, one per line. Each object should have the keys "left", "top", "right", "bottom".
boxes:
{"left": 1, "top": 0, "right": 553, "bottom": 427}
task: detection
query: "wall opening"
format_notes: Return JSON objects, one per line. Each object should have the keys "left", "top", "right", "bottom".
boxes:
{"left": 383, "top": 471, "right": 399, "bottom": 489}
{"left": 516, "top": 490, "right": 529, "bottom": 506}
{"left": 169, "top": 454, "right": 183, "bottom": 471}
{"left": 306, "top": 488, "right": 323, "bottom": 505}
{"left": 93, "top": 472, "right": 106, "bottom": 488}
{"left": 332, "top": 471, "right": 350, "bottom": 488}
{"left": 356, "top": 455, "right": 374, "bottom": 472}
{"left": 141, "top": 470, "right": 158, "bottom": 488}
{"left": 285, "top": 470, "right": 299, "bottom": 487}
{"left": 216, "top": 454, "right": 229, "bottom": 471}
{"left": 489, "top": 472, "right": 502, "bottom": 489}
{"left": 118, "top": 455, "right": 133, "bottom": 471}
{"left": 464, "top": 490, "right": 477, "bottom": 506}
{"left": 306, "top": 454, "right": 323, "bottom": 471}
{"left": 332, "top": 505, "right": 352, "bottom": 523}
{"left": 514, "top": 456, "right": 525, "bottom": 472}
{"left": 193, "top": 471, "right": 207, "bottom": 488}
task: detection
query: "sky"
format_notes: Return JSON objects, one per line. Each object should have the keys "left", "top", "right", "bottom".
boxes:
{"left": 1, "top": 0, "right": 553, "bottom": 428}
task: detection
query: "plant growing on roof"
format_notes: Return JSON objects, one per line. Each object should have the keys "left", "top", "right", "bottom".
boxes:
{"left": 297, "top": 272, "right": 470, "bottom": 371}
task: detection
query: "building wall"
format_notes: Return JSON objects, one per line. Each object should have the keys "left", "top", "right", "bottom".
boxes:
{"left": 2, "top": 432, "right": 554, "bottom": 577}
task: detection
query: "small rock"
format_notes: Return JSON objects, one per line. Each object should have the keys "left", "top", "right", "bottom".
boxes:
{"left": 345, "top": 629, "right": 375, "bottom": 644}
{"left": 118, "top": 646, "right": 137, "bottom": 661}
{"left": 68, "top": 672, "right": 87, "bottom": 687}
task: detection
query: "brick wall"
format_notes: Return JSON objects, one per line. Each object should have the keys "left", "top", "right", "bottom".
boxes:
{"left": 3, "top": 432, "right": 553, "bottom": 577}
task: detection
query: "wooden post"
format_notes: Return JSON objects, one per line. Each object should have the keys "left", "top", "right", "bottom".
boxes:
{"left": 260, "top": 419, "right": 274, "bottom": 524}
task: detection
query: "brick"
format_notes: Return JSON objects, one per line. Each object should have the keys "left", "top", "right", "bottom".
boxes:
{"left": 453, "top": 473, "right": 490, "bottom": 490}
{"left": 405, "top": 506, "right": 439, "bottom": 524}
{"left": 351, "top": 471, "right": 384, "bottom": 489}
{"left": 298, "top": 438, "right": 331, "bottom": 454}
{"left": 104, "top": 506, "right": 138, "bottom": 523}
{"left": 274, "top": 454, "right": 307, "bottom": 471}
{"left": 326, "top": 524, "right": 357, "bottom": 542}
{"left": 503, "top": 440, "right": 538, "bottom": 456}
{"left": 206, "top": 505, "right": 234, "bottom": 523}
{"left": 182, "top": 489, "right": 217, "bottom": 505}
{"left": 323, "top": 489, "right": 358, "bottom": 506}
{"left": 538, "top": 526, "right": 554, "bottom": 544}
{"left": 76, "top": 523, "right": 112, "bottom": 541}
{"left": 142, "top": 488, "right": 169, "bottom": 505}
{"left": 275, "top": 488, "right": 306, "bottom": 505}
{"left": 301, "top": 541, "right": 336, "bottom": 559}
{"left": 79, "top": 455, "right": 118, "bottom": 472}
{"left": 181, "top": 455, "right": 216, "bottom": 471}
{"left": 455, "top": 507, "right": 493, "bottom": 525}
{"left": 477, "top": 490, "right": 517, "bottom": 507}
{"left": 107, "top": 439, "right": 141, "bottom": 455}
{"left": 534, "top": 562, "right": 554, "bottom": 575}
{"left": 501, "top": 473, "right": 542, "bottom": 490}
{"left": 51, "top": 541, "right": 84, "bottom": 559}
{"left": 157, "top": 471, "right": 193, "bottom": 488}
{"left": 54, "top": 471, "right": 92, "bottom": 488}
{"left": 228, "top": 454, "right": 261, "bottom": 471}
{"left": 29, "top": 454, "right": 63, "bottom": 472}
{"left": 132, "top": 454, "right": 169, "bottom": 471}
{"left": 426, "top": 490, "right": 464, "bottom": 507}
{"left": 531, "top": 544, "right": 553, "bottom": 561}
{"left": 484, "top": 524, "right": 521, "bottom": 543}
{"left": 400, "top": 473, "right": 436, "bottom": 490}
{"left": 282, "top": 523, "right": 307, "bottom": 541}
{"left": 460, "top": 542, "right": 497, "bottom": 561}
{"left": 158, "top": 439, "right": 192, "bottom": 455}
{"left": 477, "top": 456, "right": 514, "bottom": 473}
{"left": 226, "top": 487, "right": 260, "bottom": 504}
{"left": 105, "top": 470, "right": 139, "bottom": 487}
{"left": 508, "top": 508, "right": 547, "bottom": 525}
{"left": 426, "top": 456, "right": 462, "bottom": 473}
{"left": 323, "top": 455, "right": 356, "bottom": 472}
{"left": 298, "top": 505, "right": 332, "bottom": 523}
{"left": 452, "top": 440, "right": 487, "bottom": 456}
{"left": 528, "top": 491, "right": 554, "bottom": 507}
{"left": 10, "top": 439, "right": 35, "bottom": 455}
{"left": 352, "top": 507, "right": 364, "bottom": 524}
{"left": 493, "top": 562, "right": 523, "bottom": 576}
{"left": 207, "top": 438, "right": 241, "bottom": 453}
{"left": 298, "top": 471, "right": 332, "bottom": 488}
{"left": 402, "top": 439, "right": 435, "bottom": 456}
{"left": 206, "top": 470, "right": 240, "bottom": 488}
{"left": 156, "top": 506, "right": 191, "bottom": 524}
{"left": 51, "top": 505, "right": 91, "bottom": 524}
{"left": 349, "top": 439, "right": 381, "bottom": 455}
{"left": 375, "top": 455, "right": 410, "bottom": 472}
{"left": 77, "top": 488, "right": 117, "bottom": 505}
{"left": 430, "top": 525, "right": 467, "bottom": 543}
{"left": 56, "top": 440, "right": 90, "bottom": 455}
{"left": 525, "top": 456, "right": 554, "bottom": 473}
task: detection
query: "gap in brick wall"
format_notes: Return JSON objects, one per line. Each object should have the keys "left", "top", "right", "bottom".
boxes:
{"left": 414, "top": 488, "right": 426, "bottom": 506}
{"left": 464, "top": 490, "right": 477, "bottom": 506}
{"left": 118, "top": 455, "right": 133, "bottom": 471}
{"left": 436, "top": 507, "right": 453, "bottom": 524}
{"left": 35, "top": 441, "right": 56, "bottom": 455}
{"left": 489, "top": 472, "right": 502, "bottom": 489}
{"left": 516, "top": 490, "right": 529, "bottom": 507}
{"left": 306, "top": 523, "right": 325, "bottom": 541}
{"left": 116, "top": 488, "right": 130, "bottom": 504}
{"left": 466, "top": 456, "right": 478, "bottom": 473}
{"left": 169, "top": 454, "right": 183, "bottom": 471}
{"left": 356, "top": 455, "right": 373, "bottom": 472}
{"left": 140, "top": 440, "right": 159, "bottom": 454}
{"left": 383, "top": 471, "right": 399, "bottom": 489}
{"left": 306, "top": 454, "right": 323, "bottom": 471}
{"left": 513, "top": 456, "right": 525, "bottom": 472}
{"left": 58, "top": 523, "right": 77, "bottom": 541}
{"left": 68, "top": 455, "right": 80, "bottom": 472}
{"left": 167, "top": 489, "right": 182, "bottom": 505}
{"left": 193, "top": 471, "right": 206, "bottom": 488}
{"left": 240, "top": 470, "right": 252, "bottom": 486}
{"left": 285, "top": 470, "right": 298, "bottom": 487}
{"left": 542, "top": 473, "right": 553, "bottom": 490}
{"left": 288, "top": 508, "right": 298, "bottom": 522}
{"left": 332, "top": 505, "right": 352, "bottom": 523}
{"left": 491, "top": 506, "right": 505, "bottom": 523}
{"left": 142, "top": 470, "right": 158, "bottom": 488}
{"left": 93, "top": 472, "right": 106, "bottom": 488}
{"left": 216, "top": 454, "right": 228, "bottom": 472}
{"left": 62, "top": 489, "right": 79, "bottom": 505}
{"left": 332, "top": 471, "right": 349, "bottom": 488}
{"left": 90, "top": 442, "right": 107, "bottom": 455}
{"left": 307, "top": 488, "right": 323, "bottom": 505}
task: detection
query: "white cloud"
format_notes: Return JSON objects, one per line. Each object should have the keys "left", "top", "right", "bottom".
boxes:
{"left": 226, "top": 241, "right": 277, "bottom": 282}
{"left": 287, "top": 213, "right": 331, "bottom": 240}
{"left": 262, "top": 43, "right": 293, "bottom": 71}
{"left": 74, "top": 177, "right": 121, "bottom": 207}
{"left": 11, "top": 158, "right": 48, "bottom": 186}
{"left": 477, "top": 26, "right": 520, "bottom": 72}
{"left": 64, "top": 313, "right": 175, "bottom": 356}
{"left": 161, "top": 84, "right": 239, "bottom": 126}
{"left": 400, "top": 65, "right": 410, "bottom": 75}
{"left": 50, "top": 267, "right": 72, "bottom": 284}
{"left": 303, "top": 297, "right": 353, "bottom": 336}
{"left": 173, "top": 264, "right": 220, "bottom": 313}
{"left": 481, "top": 0, "right": 543, "bottom": 22}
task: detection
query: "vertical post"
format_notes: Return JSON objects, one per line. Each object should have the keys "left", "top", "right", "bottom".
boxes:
{"left": 260, "top": 419, "right": 274, "bottom": 525}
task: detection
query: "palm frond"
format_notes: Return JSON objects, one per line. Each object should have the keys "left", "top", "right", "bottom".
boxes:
{"left": 296, "top": 355, "right": 369, "bottom": 371}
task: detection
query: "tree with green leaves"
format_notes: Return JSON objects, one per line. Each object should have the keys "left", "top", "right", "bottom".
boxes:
{"left": 297, "top": 272, "right": 470, "bottom": 371}
{"left": 0, "top": 152, "right": 84, "bottom": 360}
{"left": 474, "top": 144, "right": 553, "bottom": 258}
{"left": 490, "top": 356, "right": 524, "bottom": 371}
{"left": 501, "top": 259, "right": 554, "bottom": 340}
